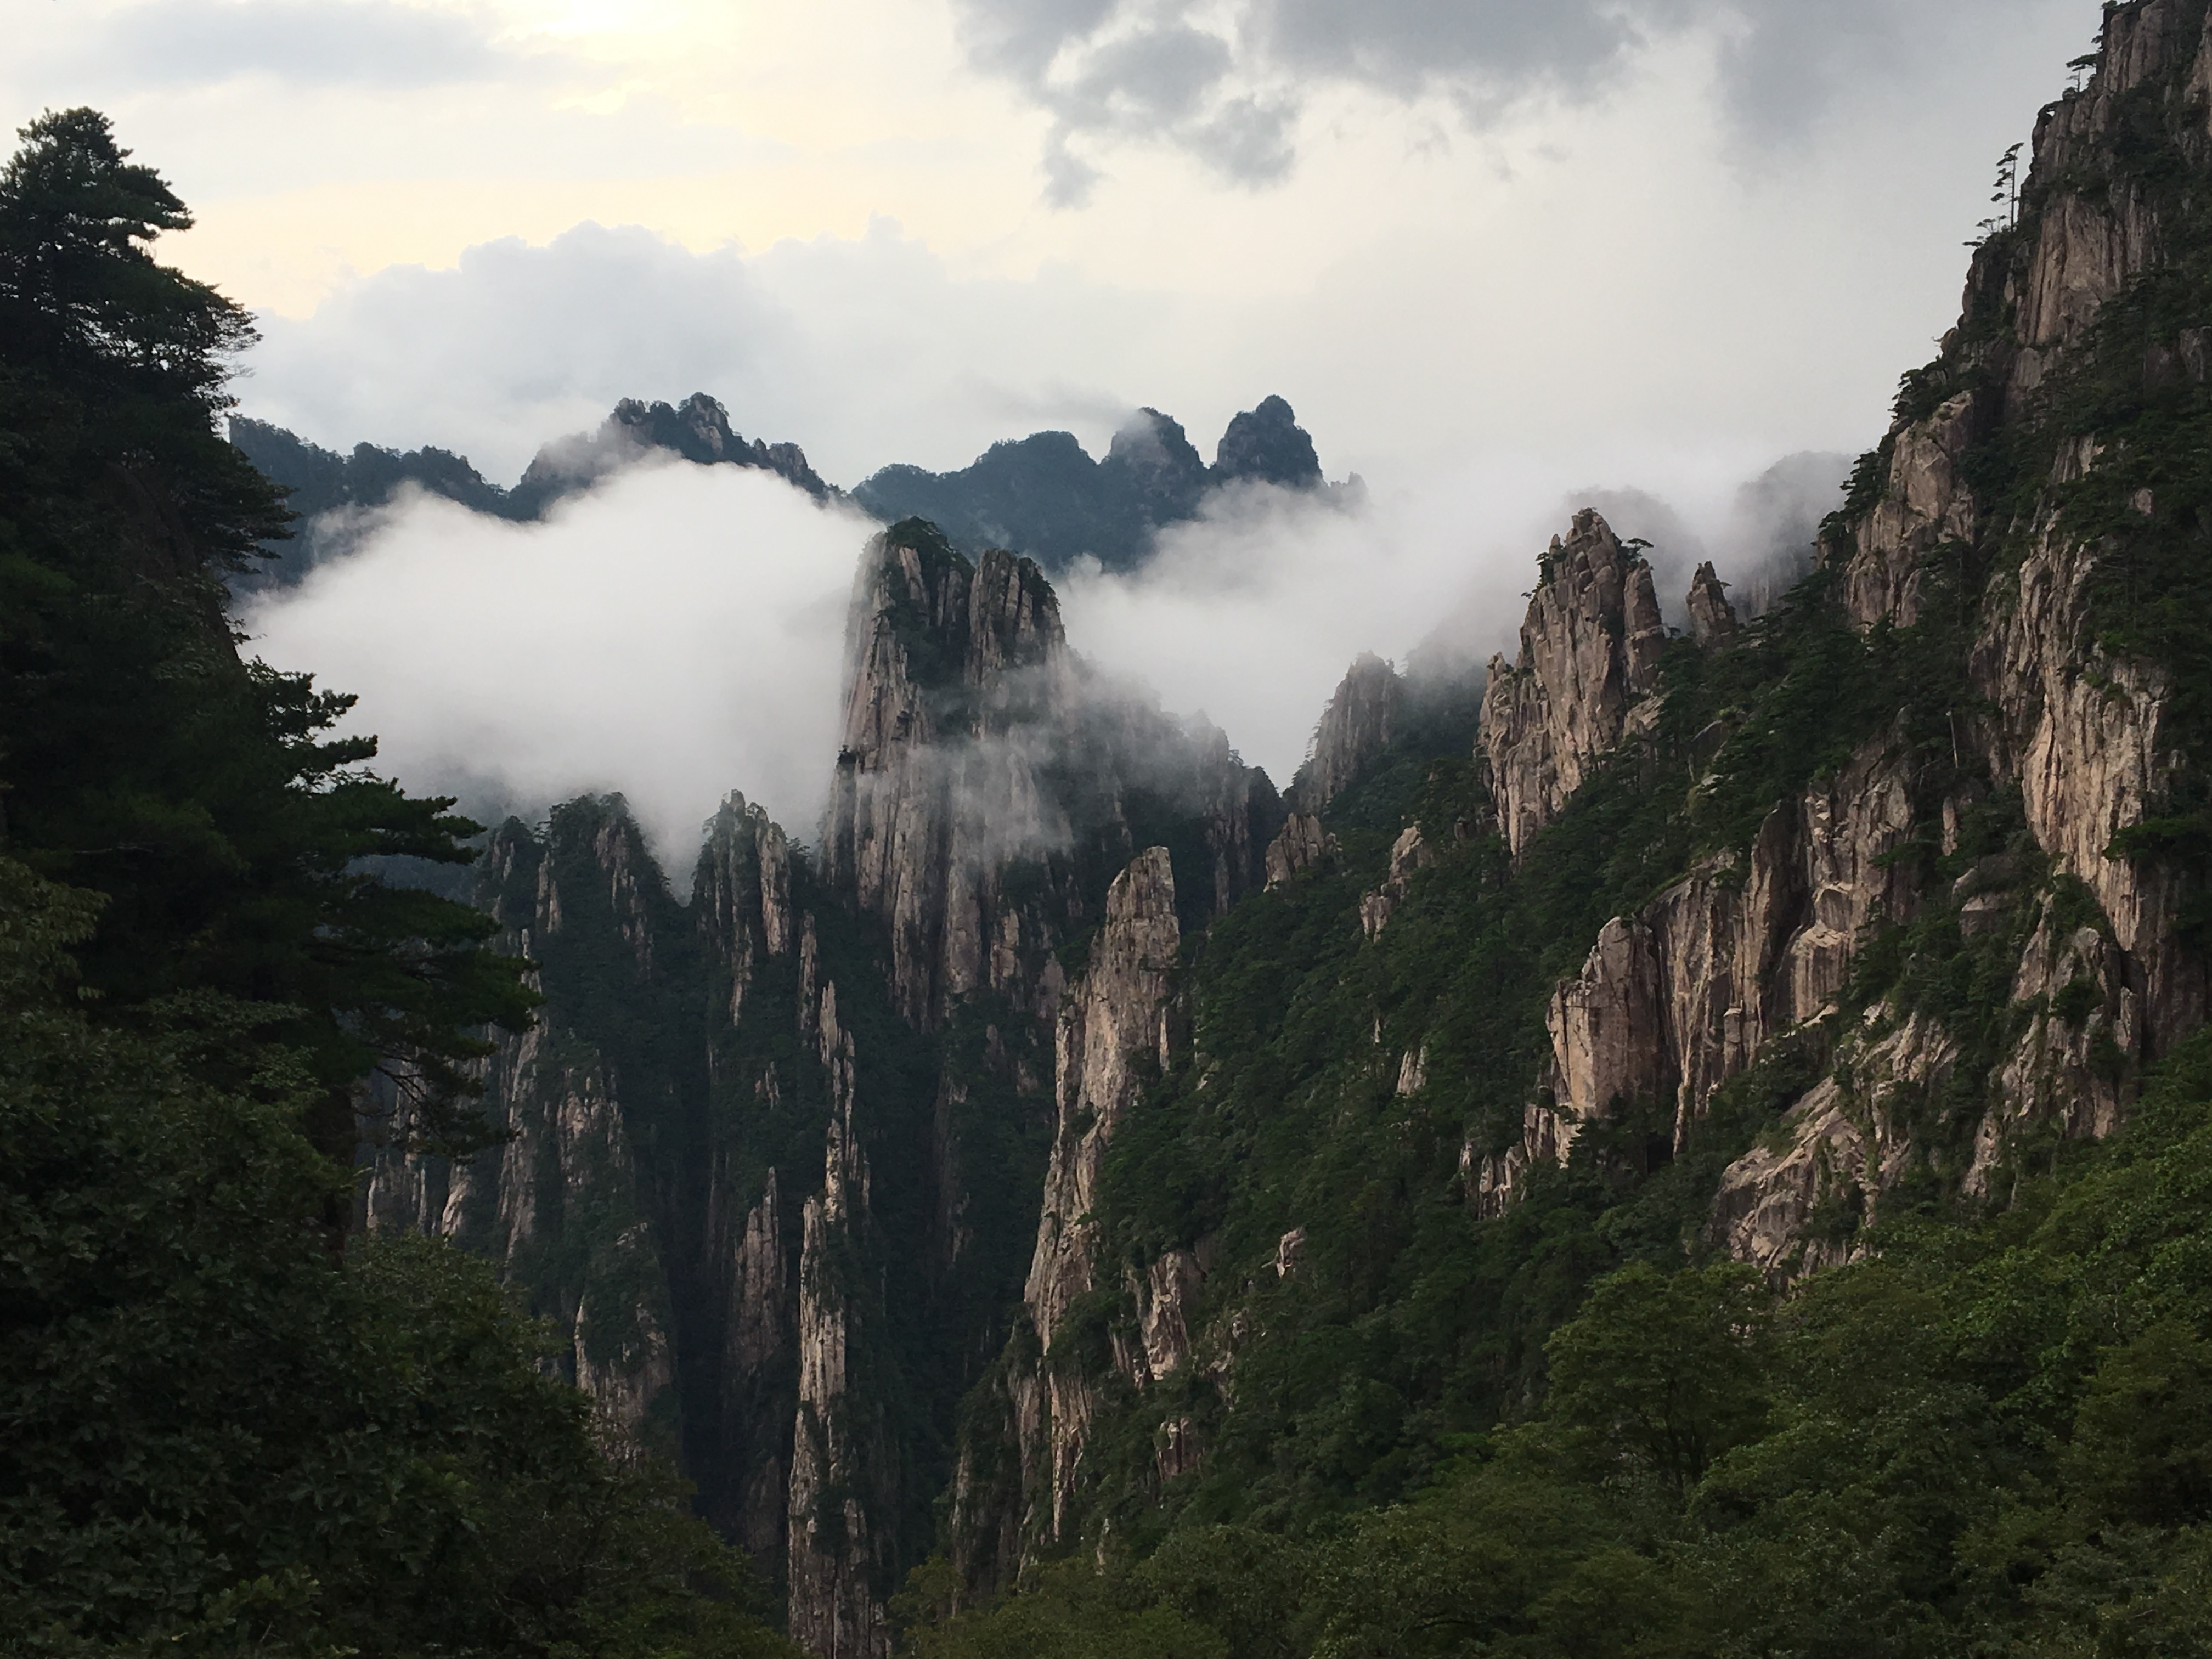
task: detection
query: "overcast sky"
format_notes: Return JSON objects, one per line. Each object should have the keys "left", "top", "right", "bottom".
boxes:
{"left": 7, "top": 0, "right": 2096, "bottom": 483}
{"left": 4, "top": 0, "right": 2107, "bottom": 848}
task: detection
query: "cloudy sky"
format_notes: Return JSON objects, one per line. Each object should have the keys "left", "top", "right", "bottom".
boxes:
{"left": 4, "top": 0, "right": 2105, "bottom": 851}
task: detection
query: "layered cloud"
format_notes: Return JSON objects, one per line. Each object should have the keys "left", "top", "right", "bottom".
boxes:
{"left": 241, "top": 460, "right": 866, "bottom": 865}
{"left": 953, "top": 0, "right": 2090, "bottom": 201}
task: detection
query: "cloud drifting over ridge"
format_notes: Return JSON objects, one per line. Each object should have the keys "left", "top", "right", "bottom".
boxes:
{"left": 242, "top": 461, "right": 866, "bottom": 866}
{"left": 238, "top": 433, "right": 1831, "bottom": 871}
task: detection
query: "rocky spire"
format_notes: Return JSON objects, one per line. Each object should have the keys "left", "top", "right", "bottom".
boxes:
{"left": 1020, "top": 848, "right": 1182, "bottom": 1541}
{"left": 822, "top": 518, "right": 1279, "bottom": 1025}
{"left": 1685, "top": 561, "right": 1738, "bottom": 644}
{"left": 787, "top": 981, "right": 893, "bottom": 1659}
{"left": 1289, "top": 651, "right": 1404, "bottom": 813}
{"left": 1478, "top": 509, "right": 1666, "bottom": 856}
{"left": 822, "top": 520, "right": 1074, "bottom": 1028}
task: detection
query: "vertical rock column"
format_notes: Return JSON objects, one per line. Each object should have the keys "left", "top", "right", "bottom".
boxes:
{"left": 1019, "top": 848, "right": 1181, "bottom": 1541}
{"left": 787, "top": 982, "right": 890, "bottom": 1659}
{"left": 1479, "top": 510, "right": 1666, "bottom": 855}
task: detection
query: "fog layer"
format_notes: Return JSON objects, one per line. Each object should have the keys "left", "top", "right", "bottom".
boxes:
{"left": 243, "top": 460, "right": 865, "bottom": 865}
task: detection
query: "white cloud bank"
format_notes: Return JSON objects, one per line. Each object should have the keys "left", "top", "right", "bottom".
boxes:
{"left": 241, "top": 432, "right": 1835, "bottom": 878}
{"left": 243, "top": 460, "right": 867, "bottom": 866}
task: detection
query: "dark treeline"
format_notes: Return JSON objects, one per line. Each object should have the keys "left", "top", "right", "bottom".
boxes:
{"left": 0, "top": 108, "right": 796, "bottom": 1656}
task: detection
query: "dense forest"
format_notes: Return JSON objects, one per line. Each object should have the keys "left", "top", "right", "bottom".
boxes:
{"left": 0, "top": 108, "right": 797, "bottom": 1655}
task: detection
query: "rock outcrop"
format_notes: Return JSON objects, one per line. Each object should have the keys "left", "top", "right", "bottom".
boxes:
{"left": 824, "top": 518, "right": 1279, "bottom": 1028}
{"left": 1471, "top": 6, "right": 2212, "bottom": 1272}
{"left": 1467, "top": 733, "right": 1922, "bottom": 1218}
{"left": 1019, "top": 849, "right": 1181, "bottom": 1541}
{"left": 1289, "top": 652, "right": 1404, "bottom": 812}
{"left": 360, "top": 792, "right": 944, "bottom": 1650}
{"left": 787, "top": 985, "right": 893, "bottom": 1659}
{"left": 1265, "top": 814, "right": 1337, "bottom": 889}
{"left": 1685, "top": 561, "right": 1738, "bottom": 644}
{"left": 1480, "top": 510, "right": 1666, "bottom": 855}
{"left": 942, "top": 850, "right": 1203, "bottom": 1588}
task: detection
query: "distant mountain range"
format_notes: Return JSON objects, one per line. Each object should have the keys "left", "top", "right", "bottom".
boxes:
{"left": 850, "top": 394, "right": 1336, "bottom": 573}
{"left": 229, "top": 391, "right": 1340, "bottom": 591}
{"left": 227, "top": 393, "right": 832, "bottom": 592}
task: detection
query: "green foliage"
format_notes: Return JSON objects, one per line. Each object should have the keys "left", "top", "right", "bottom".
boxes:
{"left": 0, "top": 109, "right": 534, "bottom": 1166}
{"left": 0, "top": 113, "right": 778, "bottom": 1654}
{"left": 912, "top": 1028, "right": 2212, "bottom": 1658}
{"left": 1540, "top": 1261, "right": 1774, "bottom": 1502}
{"left": 0, "top": 855, "right": 797, "bottom": 1657}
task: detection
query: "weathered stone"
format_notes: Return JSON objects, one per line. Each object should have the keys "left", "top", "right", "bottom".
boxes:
{"left": 1289, "top": 652, "right": 1404, "bottom": 812}
{"left": 1685, "top": 561, "right": 1738, "bottom": 645}
{"left": 1018, "top": 848, "right": 1181, "bottom": 1544}
{"left": 1265, "top": 813, "right": 1338, "bottom": 889}
{"left": 1479, "top": 510, "right": 1666, "bottom": 855}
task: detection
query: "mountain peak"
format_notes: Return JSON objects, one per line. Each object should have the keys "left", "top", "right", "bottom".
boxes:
{"left": 1212, "top": 393, "right": 1321, "bottom": 489}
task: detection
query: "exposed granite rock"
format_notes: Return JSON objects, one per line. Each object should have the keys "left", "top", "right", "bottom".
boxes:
{"left": 1289, "top": 652, "right": 1404, "bottom": 812}
{"left": 824, "top": 519, "right": 1277, "bottom": 1027}
{"left": 1020, "top": 848, "right": 1181, "bottom": 1540}
{"left": 1359, "top": 824, "right": 1436, "bottom": 940}
{"left": 1711, "top": 1013, "right": 1955, "bottom": 1280}
{"left": 1684, "top": 561, "right": 1738, "bottom": 644}
{"left": 1469, "top": 732, "right": 1921, "bottom": 1220}
{"left": 1837, "top": 391, "right": 1980, "bottom": 630}
{"left": 1265, "top": 813, "right": 1338, "bottom": 889}
{"left": 1479, "top": 510, "right": 1666, "bottom": 856}
{"left": 1705, "top": 6, "right": 2212, "bottom": 1266}
{"left": 787, "top": 983, "right": 892, "bottom": 1659}
{"left": 1977, "top": 514, "right": 2204, "bottom": 1049}
{"left": 1967, "top": 912, "right": 2135, "bottom": 1197}
{"left": 823, "top": 522, "right": 1071, "bottom": 1028}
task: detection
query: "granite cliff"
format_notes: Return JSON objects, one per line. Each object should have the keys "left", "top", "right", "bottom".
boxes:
{"left": 355, "top": 7, "right": 2212, "bottom": 1649}
{"left": 363, "top": 517, "right": 1279, "bottom": 1650}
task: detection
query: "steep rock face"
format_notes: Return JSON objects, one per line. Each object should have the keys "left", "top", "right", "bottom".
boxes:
{"left": 941, "top": 850, "right": 1193, "bottom": 1593}
{"left": 1711, "top": 1013, "right": 1957, "bottom": 1278}
{"left": 787, "top": 985, "right": 893, "bottom": 1659}
{"left": 1979, "top": 512, "right": 2202, "bottom": 1048}
{"left": 1701, "top": 3, "right": 2212, "bottom": 1269}
{"left": 1019, "top": 849, "right": 1181, "bottom": 1542}
{"left": 1480, "top": 510, "right": 1666, "bottom": 855}
{"left": 362, "top": 792, "right": 952, "bottom": 1649}
{"left": 1837, "top": 392, "right": 1980, "bottom": 630}
{"left": 824, "top": 520, "right": 1278, "bottom": 1027}
{"left": 1265, "top": 814, "right": 1337, "bottom": 889}
{"left": 1469, "top": 734, "right": 1922, "bottom": 1217}
{"left": 1289, "top": 652, "right": 1404, "bottom": 812}
{"left": 823, "top": 523, "right": 1072, "bottom": 1028}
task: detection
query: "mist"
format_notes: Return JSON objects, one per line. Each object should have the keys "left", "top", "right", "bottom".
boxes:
{"left": 242, "top": 421, "right": 1855, "bottom": 877}
{"left": 242, "top": 459, "right": 868, "bottom": 871}
{"left": 1058, "top": 445, "right": 1848, "bottom": 787}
